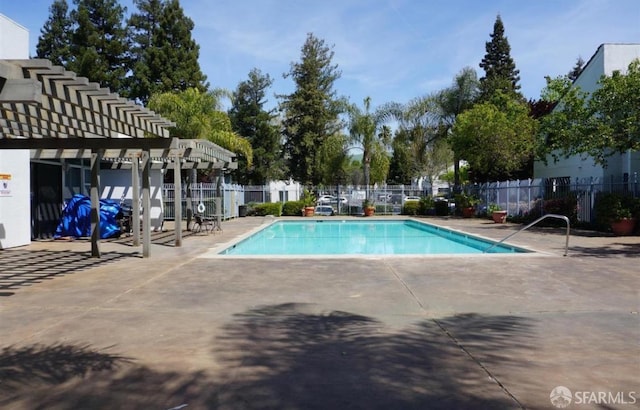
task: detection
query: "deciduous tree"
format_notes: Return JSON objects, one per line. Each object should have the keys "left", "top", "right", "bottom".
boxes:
{"left": 539, "top": 60, "right": 640, "bottom": 165}
{"left": 450, "top": 92, "right": 537, "bottom": 181}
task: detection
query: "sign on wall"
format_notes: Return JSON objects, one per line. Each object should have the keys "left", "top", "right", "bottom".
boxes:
{"left": 0, "top": 173, "right": 12, "bottom": 197}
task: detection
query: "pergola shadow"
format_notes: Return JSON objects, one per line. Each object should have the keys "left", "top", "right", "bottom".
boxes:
{"left": 0, "top": 248, "right": 138, "bottom": 296}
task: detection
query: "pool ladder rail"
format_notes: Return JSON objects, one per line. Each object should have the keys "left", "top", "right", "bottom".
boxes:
{"left": 483, "top": 214, "right": 570, "bottom": 256}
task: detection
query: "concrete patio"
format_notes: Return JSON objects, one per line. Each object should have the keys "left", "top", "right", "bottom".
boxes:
{"left": 0, "top": 216, "right": 638, "bottom": 409}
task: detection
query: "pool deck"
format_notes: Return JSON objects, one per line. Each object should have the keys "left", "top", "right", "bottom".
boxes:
{"left": 1, "top": 216, "right": 638, "bottom": 409}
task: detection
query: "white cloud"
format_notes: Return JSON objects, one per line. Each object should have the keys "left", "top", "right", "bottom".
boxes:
{"left": 6, "top": 0, "right": 638, "bottom": 106}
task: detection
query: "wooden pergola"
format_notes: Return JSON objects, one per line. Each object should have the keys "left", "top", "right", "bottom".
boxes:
{"left": 0, "top": 59, "right": 236, "bottom": 257}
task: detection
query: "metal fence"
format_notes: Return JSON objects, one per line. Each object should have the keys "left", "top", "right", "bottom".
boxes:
{"left": 162, "top": 174, "right": 638, "bottom": 222}
{"left": 244, "top": 185, "right": 272, "bottom": 203}
{"left": 240, "top": 184, "right": 431, "bottom": 215}
{"left": 463, "top": 174, "right": 639, "bottom": 223}
{"left": 163, "top": 183, "right": 245, "bottom": 220}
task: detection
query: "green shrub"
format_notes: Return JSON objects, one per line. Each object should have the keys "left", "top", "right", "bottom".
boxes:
{"left": 253, "top": 202, "right": 282, "bottom": 216}
{"left": 543, "top": 195, "right": 578, "bottom": 225}
{"left": 402, "top": 201, "right": 421, "bottom": 215}
{"left": 419, "top": 196, "right": 434, "bottom": 215}
{"left": 487, "top": 203, "right": 502, "bottom": 213}
{"left": 244, "top": 202, "right": 258, "bottom": 216}
{"left": 594, "top": 193, "right": 640, "bottom": 230}
{"left": 282, "top": 200, "right": 304, "bottom": 216}
{"left": 300, "top": 189, "right": 316, "bottom": 207}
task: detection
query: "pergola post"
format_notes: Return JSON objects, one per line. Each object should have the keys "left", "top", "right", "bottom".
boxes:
{"left": 141, "top": 149, "right": 151, "bottom": 257}
{"left": 90, "top": 149, "right": 103, "bottom": 258}
{"left": 174, "top": 153, "right": 182, "bottom": 247}
{"left": 132, "top": 155, "right": 140, "bottom": 246}
{"left": 185, "top": 170, "right": 194, "bottom": 230}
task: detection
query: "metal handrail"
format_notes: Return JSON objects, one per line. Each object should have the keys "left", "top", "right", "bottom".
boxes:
{"left": 483, "top": 214, "right": 570, "bottom": 256}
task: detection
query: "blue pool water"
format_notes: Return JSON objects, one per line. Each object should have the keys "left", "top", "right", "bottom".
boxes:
{"left": 219, "top": 220, "right": 529, "bottom": 256}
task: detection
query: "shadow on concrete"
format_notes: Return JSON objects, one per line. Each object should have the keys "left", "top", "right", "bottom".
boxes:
{"left": 568, "top": 242, "right": 640, "bottom": 258}
{"left": 0, "top": 249, "right": 137, "bottom": 296}
{"left": 0, "top": 304, "right": 535, "bottom": 409}
{"left": 0, "top": 343, "right": 131, "bottom": 393}
{"left": 209, "top": 303, "right": 533, "bottom": 409}
{"left": 104, "top": 229, "right": 198, "bottom": 247}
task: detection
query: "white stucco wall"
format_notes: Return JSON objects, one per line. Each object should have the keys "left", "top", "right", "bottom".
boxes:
{"left": 0, "top": 15, "right": 31, "bottom": 248}
{"left": 100, "top": 169, "right": 165, "bottom": 231}
{"left": 534, "top": 44, "right": 640, "bottom": 180}
{"left": 0, "top": 150, "right": 31, "bottom": 248}
{"left": 0, "top": 14, "right": 29, "bottom": 59}
{"left": 268, "top": 180, "right": 301, "bottom": 202}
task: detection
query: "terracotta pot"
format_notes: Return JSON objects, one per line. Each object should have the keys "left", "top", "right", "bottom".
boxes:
{"left": 364, "top": 207, "right": 375, "bottom": 217}
{"left": 492, "top": 210, "right": 507, "bottom": 223}
{"left": 462, "top": 207, "right": 475, "bottom": 218}
{"left": 610, "top": 218, "right": 636, "bottom": 236}
{"left": 304, "top": 206, "right": 315, "bottom": 217}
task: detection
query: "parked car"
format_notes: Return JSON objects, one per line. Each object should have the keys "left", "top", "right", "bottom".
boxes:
{"left": 317, "top": 195, "right": 348, "bottom": 205}
{"left": 404, "top": 196, "right": 421, "bottom": 202}
{"left": 314, "top": 205, "right": 335, "bottom": 216}
{"left": 389, "top": 194, "right": 403, "bottom": 205}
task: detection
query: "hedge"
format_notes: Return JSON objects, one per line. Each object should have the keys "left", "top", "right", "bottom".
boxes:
{"left": 402, "top": 201, "right": 421, "bottom": 215}
{"left": 253, "top": 202, "right": 282, "bottom": 216}
{"left": 282, "top": 200, "right": 305, "bottom": 216}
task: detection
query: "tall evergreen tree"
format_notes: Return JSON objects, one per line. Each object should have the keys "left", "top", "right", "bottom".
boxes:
{"left": 279, "top": 33, "right": 343, "bottom": 185}
{"left": 229, "top": 68, "right": 284, "bottom": 185}
{"left": 68, "top": 0, "right": 130, "bottom": 94}
{"left": 479, "top": 15, "right": 521, "bottom": 100}
{"left": 567, "top": 56, "right": 585, "bottom": 81}
{"left": 128, "top": 0, "right": 207, "bottom": 104}
{"left": 126, "top": 0, "right": 163, "bottom": 101}
{"left": 36, "top": 0, "right": 73, "bottom": 65}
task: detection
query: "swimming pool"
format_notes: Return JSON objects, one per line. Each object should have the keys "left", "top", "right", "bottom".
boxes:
{"left": 218, "top": 219, "right": 529, "bottom": 256}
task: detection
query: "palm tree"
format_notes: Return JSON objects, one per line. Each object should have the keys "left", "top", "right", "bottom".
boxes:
{"left": 436, "top": 67, "right": 479, "bottom": 191}
{"left": 148, "top": 88, "right": 252, "bottom": 163}
{"left": 347, "top": 97, "right": 390, "bottom": 200}
{"left": 381, "top": 94, "right": 443, "bottom": 186}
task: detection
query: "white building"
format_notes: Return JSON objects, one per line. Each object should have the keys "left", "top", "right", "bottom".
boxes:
{"left": 0, "top": 14, "right": 170, "bottom": 249}
{"left": 0, "top": 15, "right": 31, "bottom": 249}
{"left": 534, "top": 43, "right": 640, "bottom": 183}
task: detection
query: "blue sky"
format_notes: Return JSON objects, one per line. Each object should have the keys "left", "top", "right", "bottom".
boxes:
{"left": 1, "top": 0, "right": 639, "bottom": 110}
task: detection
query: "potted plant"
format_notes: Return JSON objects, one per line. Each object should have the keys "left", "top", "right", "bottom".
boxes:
{"left": 363, "top": 199, "right": 375, "bottom": 217}
{"left": 488, "top": 203, "right": 507, "bottom": 223}
{"left": 301, "top": 189, "right": 316, "bottom": 217}
{"left": 455, "top": 193, "right": 480, "bottom": 218}
{"left": 595, "top": 193, "right": 638, "bottom": 236}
